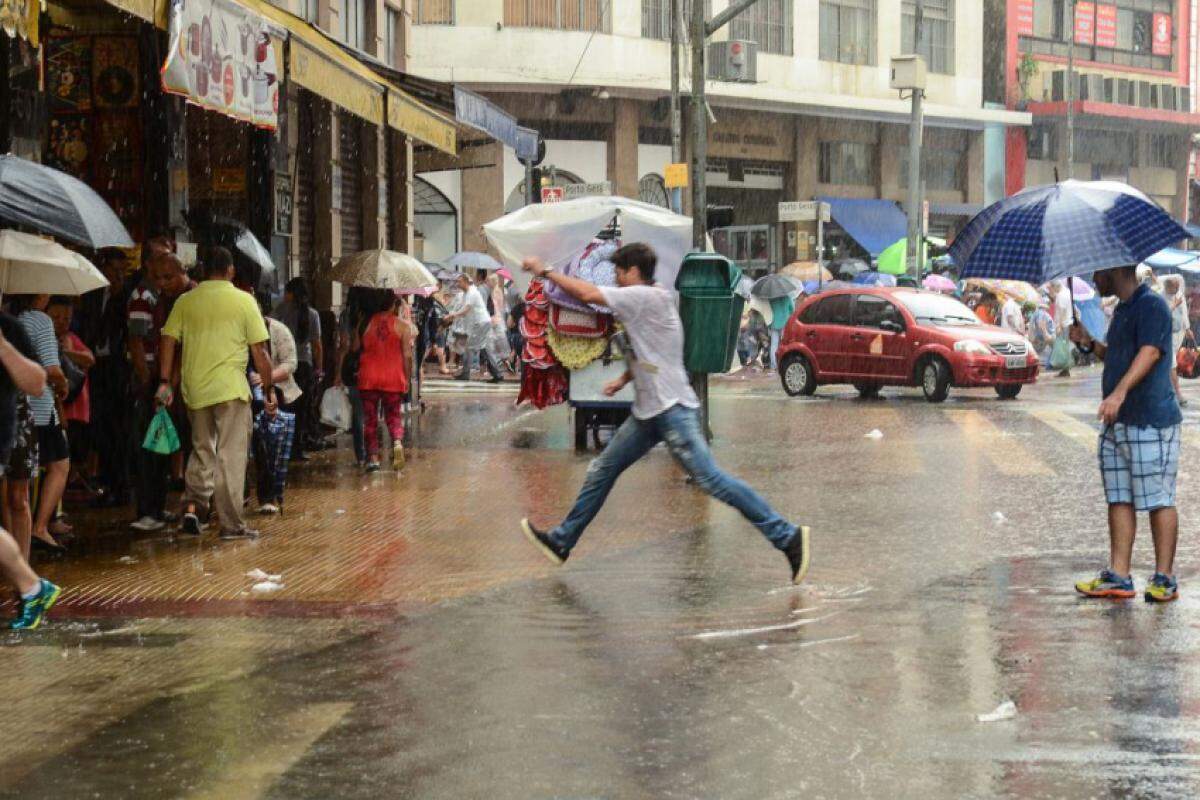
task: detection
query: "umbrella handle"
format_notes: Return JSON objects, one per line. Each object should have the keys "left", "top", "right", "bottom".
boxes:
{"left": 1068, "top": 276, "right": 1079, "bottom": 325}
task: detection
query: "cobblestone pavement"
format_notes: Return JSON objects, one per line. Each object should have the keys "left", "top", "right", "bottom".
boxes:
{"left": 3, "top": 369, "right": 1200, "bottom": 798}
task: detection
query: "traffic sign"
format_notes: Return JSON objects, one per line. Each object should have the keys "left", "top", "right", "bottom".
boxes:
{"left": 664, "top": 163, "right": 689, "bottom": 189}
{"left": 541, "top": 186, "right": 565, "bottom": 203}
{"left": 778, "top": 201, "right": 830, "bottom": 223}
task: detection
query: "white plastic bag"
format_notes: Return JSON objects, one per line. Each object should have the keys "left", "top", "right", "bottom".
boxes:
{"left": 319, "top": 386, "right": 352, "bottom": 432}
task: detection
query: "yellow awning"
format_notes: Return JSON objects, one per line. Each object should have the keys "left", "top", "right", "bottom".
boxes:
{"left": 288, "top": 39, "right": 384, "bottom": 124}
{"left": 386, "top": 87, "right": 457, "bottom": 156}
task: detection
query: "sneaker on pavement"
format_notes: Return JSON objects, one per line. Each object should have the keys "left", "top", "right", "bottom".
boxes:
{"left": 520, "top": 518, "right": 568, "bottom": 565}
{"left": 220, "top": 528, "right": 260, "bottom": 541}
{"left": 180, "top": 511, "right": 202, "bottom": 536}
{"left": 392, "top": 442, "right": 405, "bottom": 470}
{"left": 130, "top": 515, "right": 165, "bottom": 532}
{"left": 258, "top": 503, "right": 280, "bottom": 515}
{"left": 10, "top": 579, "right": 62, "bottom": 630}
{"left": 784, "top": 525, "right": 811, "bottom": 585}
{"left": 1075, "top": 569, "right": 1136, "bottom": 599}
{"left": 1145, "top": 572, "right": 1179, "bottom": 603}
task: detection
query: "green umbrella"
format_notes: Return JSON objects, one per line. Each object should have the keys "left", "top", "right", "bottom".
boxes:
{"left": 876, "top": 236, "right": 947, "bottom": 275}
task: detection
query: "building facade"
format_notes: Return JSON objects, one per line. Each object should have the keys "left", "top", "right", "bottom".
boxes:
{"left": 986, "top": 0, "right": 1200, "bottom": 218}
{"left": 409, "top": 0, "right": 1029, "bottom": 271}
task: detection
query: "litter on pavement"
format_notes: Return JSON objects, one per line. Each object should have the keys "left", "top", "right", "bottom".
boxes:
{"left": 976, "top": 700, "right": 1017, "bottom": 722}
{"left": 864, "top": 429, "right": 884, "bottom": 439}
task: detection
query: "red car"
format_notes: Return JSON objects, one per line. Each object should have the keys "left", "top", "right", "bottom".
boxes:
{"left": 775, "top": 287, "right": 1040, "bottom": 402}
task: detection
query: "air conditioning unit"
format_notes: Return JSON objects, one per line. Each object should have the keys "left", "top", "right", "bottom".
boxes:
{"left": 1137, "top": 81, "right": 1153, "bottom": 108}
{"left": 706, "top": 40, "right": 758, "bottom": 83}
{"left": 1117, "top": 78, "right": 1133, "bottom": 105}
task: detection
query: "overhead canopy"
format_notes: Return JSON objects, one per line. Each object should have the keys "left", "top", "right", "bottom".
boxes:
{"left": 818, "top": 197, "right": 908, "bottom": 258}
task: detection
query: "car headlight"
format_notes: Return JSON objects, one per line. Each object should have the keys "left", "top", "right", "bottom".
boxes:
{"left": 953, "top": 339, "right": 991, "bottom": 355}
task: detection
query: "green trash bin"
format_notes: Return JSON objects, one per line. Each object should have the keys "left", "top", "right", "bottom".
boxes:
{"left": 675, "top": 253, "right": 745, "bottom": 374}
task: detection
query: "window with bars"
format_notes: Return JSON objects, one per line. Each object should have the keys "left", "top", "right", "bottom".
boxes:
{"left": 1148, "top": 133, "right": 1178, "bottom": 169}
{"left": 642, "top": 0, "right": 698, "bottom": 40}
{"left": 730, "top": 0, "right": 792, "bottom": 55}
{"left": 819, "top": 141, "right": 876, "bottom": 185}
{"left": 416, "top": 0, "right": 454, "bottom": 24}
{"left": 899, "top": 129, "right": 965, "bottom": 190}
{"left": 504, "top": 0, "right": 609, "bottom": 31}
{"left": 820, "top": 0, "right": 875, "bottom": 65}
{"left": 901, "top": 0, "right": 954, "bottom": 74}
{"left": 1027, "top": 124, "right": 1057, "bottom": 160}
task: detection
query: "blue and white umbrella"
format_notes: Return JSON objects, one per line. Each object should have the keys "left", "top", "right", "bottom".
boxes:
{"left": 950, "top": 181, "right": 1191, "bottom": 283}
{"left": 445, "top": 251, "right": 502, "bottom": 271}
{"left": 851, "top": 271, "right": 897, "bottom": 287}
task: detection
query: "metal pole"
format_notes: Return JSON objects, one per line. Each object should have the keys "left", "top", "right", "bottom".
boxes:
{"left": 690, "top": 0, "right": 707, "bottom": 250}
{"left": 669, "top": 0, "right": 683, "bottom": 214}
{"left": 1066, "top": 0, "right": 1076, "bottom": 179}
{"left": 817, "top": 213, "right": 824, "bottom": 289}
{"left": 525, "top": 160, "right": 534, "bottom": 206}
{"left": 906, "top": 87, "right": 924, "bottom": 283}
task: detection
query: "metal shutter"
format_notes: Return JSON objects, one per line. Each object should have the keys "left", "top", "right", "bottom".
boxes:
{"left": 339, "top": 113, "right": 363, "bottom": 256}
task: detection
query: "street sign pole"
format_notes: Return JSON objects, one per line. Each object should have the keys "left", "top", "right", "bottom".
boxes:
{"left": 669, "top": 0, "right": 683, "bottom": 215}
{"left": 817, "top": 214, "right": 824, "bottom": 289}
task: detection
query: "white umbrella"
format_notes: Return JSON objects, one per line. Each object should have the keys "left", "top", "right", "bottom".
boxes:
{"left": 326, "top": 249, "right": 437, "bottom": 291}
{"left": 0, "top": 230, "right": 109, "bottom": 295}
{"left": 483, "top": 196, "right": 702, "bottom": 293}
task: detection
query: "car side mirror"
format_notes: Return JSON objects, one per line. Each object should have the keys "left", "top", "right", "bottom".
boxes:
{"left": 880, "top": 320, "right": 904, "bottom": 334}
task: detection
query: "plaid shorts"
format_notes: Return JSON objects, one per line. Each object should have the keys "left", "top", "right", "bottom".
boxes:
{"left": 1098, "top": 423, "right": 1180, "bottom": 511}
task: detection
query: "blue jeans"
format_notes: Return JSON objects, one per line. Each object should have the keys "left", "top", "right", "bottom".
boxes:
{"left": 551, "top": 404, "right": 796, "bottom": 552}
{"left": 347, "top": 386, "right": 366, "bottom": 464}
{"left": 769, "top": 328, "right": 782, "bottom": 370}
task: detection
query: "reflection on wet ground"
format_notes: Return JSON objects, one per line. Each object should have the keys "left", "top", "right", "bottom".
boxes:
{"left": 3, "top": 372, "right": 1200, "bottom": 798}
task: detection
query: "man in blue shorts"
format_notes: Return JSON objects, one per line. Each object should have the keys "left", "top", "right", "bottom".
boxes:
{"left": 1070, "top": 265, "right": 1182, "bottom": 602}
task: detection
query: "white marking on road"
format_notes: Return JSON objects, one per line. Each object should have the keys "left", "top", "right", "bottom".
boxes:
{"left": 689, "top": 613, "right": 837, "bottom": 640}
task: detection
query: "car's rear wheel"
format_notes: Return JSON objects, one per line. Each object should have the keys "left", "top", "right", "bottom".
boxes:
{"left": 995, "top": 383, "right": 1022, "bottom": 400}
{"left": 780, "top": 353, "right": 816, "bottom": 396}
{"left": 920, "top": 358, "right": 951, "bottom": 403}
{"left": 854, "top": 382, "right": 881, "bottom": 399}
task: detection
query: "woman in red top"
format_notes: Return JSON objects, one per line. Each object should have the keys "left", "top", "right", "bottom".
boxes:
{"left": 356, "top": 293, "right": 415, "bottom": 472}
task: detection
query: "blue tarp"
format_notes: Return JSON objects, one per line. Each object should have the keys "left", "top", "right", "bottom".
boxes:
{"left": 1077, "top": 297, "right": 1109, "bottom": 343}
{"left": 818, "top": 197, "right": 908, "bottom": 258}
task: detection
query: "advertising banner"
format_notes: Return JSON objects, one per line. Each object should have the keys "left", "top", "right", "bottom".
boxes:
{"left": 1074, "top": 1, "right": 1095, "bottom": 45}
{"left": 1095, "top": 4, "right": 1117, "bottom": 47}
{"left": 162, "top": 0, "right": 280, "bottom": 130}
{"left": 1015, "top": 0, "right": 1034, "bottom": 36}
{"left": 1152, "top": 12, "right": 1172, "bottom": 56}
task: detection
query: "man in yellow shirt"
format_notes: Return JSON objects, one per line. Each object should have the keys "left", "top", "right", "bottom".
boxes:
{"left": 157, "top": 247, "right": 275, "bottom": 540}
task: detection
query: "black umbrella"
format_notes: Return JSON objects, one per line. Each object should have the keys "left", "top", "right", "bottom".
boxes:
{"left": 185, "top": 211, "right": 276, "bottom": 279}
{"left": 0, "top": 154, "right": 133, "bottom": 249}
{"left": 751, "top": 273, "right": 803, "bottom": 300}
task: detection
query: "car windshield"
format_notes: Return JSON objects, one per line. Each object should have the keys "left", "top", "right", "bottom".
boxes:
{"left": 897, "top": 293, "right": 981, "bottom": 326}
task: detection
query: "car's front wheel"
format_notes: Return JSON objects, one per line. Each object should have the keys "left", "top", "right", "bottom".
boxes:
{"left": 995, "top": 383, "right": 1022, "bottom": 400}
{"left": 920, "top": 358, "right": 951, "bottom": 403}
{"left": 780, "top": 353, "right": 816, "bottom": 397}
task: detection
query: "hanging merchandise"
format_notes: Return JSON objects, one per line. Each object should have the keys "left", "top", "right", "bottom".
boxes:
{"left": 517, "top": 278, "right": 567, "bottom": 409}
{"left": 545, "top": 238, "right": 620, "bottom": 312}
{"left": 547, "top": 328, "right": 609, "bottom": 371}
{"left": 46, "top": 37, "right": 92, "bottom": 114}
{"left": 92, "top": 37, "right": 139, "bottom": 110}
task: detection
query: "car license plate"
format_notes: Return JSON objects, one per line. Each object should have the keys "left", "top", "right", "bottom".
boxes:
{"left": 1004, "top": 355, "right": 1025, "bottom": 370}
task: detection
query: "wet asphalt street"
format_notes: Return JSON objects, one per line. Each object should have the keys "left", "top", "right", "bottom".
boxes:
{"left": 3, "top": 369, "right": 1200, "bottom": 799}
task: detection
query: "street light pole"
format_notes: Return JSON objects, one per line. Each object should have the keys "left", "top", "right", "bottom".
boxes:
{"left": 905, "top": 0, "right": 925, "bottom": 283}
{"left": 669, "top": 0, "right": 683, "bottom": 215}
{"left": 1066, "top": 0, "right": 1076, "bottom": 179}
{"left": 689, "top": 0, "right": 707, "bottom": 249}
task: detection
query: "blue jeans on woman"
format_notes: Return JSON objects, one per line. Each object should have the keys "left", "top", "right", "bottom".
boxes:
{"left": 549, "top": 404, "right": 796, "bottom": 553}
{"left": 347, "top": 386, "right": 366, "bottom": 465}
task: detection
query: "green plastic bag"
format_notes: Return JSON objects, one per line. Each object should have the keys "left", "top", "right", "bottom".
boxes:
{"left": 1049, "top": 337, "right": 1073, "bottom": 371}
{"left": 142, "top": 407, "right": 181, "bottom": 455}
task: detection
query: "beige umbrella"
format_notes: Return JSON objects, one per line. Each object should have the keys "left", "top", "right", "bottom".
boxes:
{"left": 780, "top": 261, "right": 833, "bottom": 283}
{"left": 0, "top": 229, "right": 109, "bottom": 295}
{"left": 326, "top": 249, "right": 437, "bottom": 291}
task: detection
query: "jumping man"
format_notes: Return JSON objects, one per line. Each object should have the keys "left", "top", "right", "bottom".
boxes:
{"left": 519, "top": 243, "right": 811, "bottom": 584}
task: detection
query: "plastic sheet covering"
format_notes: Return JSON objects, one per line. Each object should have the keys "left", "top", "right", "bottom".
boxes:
{"left": 483, "top": 197, "right": 699, "bottom": 294}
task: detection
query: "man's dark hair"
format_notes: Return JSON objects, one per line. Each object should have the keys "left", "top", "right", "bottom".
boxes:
{"left": 611, "top": 243, "right": 657, "bottom": 283}
{"left": 203, "top": 246, "right": 235, "bottom": 278}
{"left": 46, "top": 296, "right": 73, "bottom": 309}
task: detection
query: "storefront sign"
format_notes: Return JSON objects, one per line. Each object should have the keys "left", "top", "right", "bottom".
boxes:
{"left": 1015, "top": 0, "right": 1034, "bottom": 35}
{"left": 664, "top": 162, "right": 689, "bottom": 189}
{"left": 274, "top": 172, "right": 293, "bottom": 236}
{"left": 778, "top": 201, "right": 830, "bottom": 223}
{"left": 1152, "top": 12, "right": 1172, "bottom": 56}
{"left": 1074, "top": 1, "right": 1095, "bottom": 45}
{"left": 0, "top": 0, "right": 38, "bottom": 46}
{"left": 162, "top": 0, "right": 280, "bottom": 130}
{"left": 454, "top": 87, "right": 538, "bottom": 161}
{"left": 563, "top": 182, "right": 612, "bottom": 200}
{"left": 541, "top": 187, "right": 564, "bottom": 203}
{"left": 387, "top": 88, "right": 456, "bottom": 156}
{"left": 1095, "top": 4, "right": 1117, "bottom": 48}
